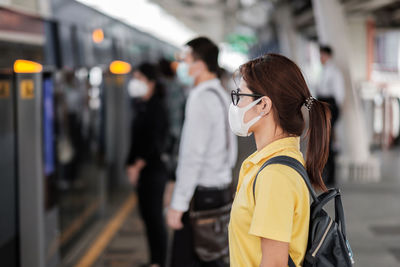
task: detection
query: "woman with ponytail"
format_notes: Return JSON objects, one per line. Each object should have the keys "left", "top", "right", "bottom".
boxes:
{"left": 228, "top": 54, "right": 331, "bottom": 267}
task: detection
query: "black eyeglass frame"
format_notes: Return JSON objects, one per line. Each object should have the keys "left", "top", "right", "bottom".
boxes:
{"left": 231, "top": 89, "right": 263, "bottom": 106}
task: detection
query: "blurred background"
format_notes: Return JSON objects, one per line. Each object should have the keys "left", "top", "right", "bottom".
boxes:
{"left": 1, "top": 0, "right": 400, "bottom": 266}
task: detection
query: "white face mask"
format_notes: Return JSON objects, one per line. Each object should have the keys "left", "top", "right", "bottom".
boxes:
{"left": 127, "top": 79, "right": 148, "bottom": 98}
{"left": 176, "top": 62, "right": 195, "bottom": 87}
{"left": 228, "top": 98, "right": 262, "bottom": 137}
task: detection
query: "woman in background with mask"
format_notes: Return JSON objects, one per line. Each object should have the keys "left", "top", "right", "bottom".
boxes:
{"left": 228, "top": 54, "right": 331, "bottom": 267}
{"left": 126, "top": 62, "right": 169, "bottom": 267}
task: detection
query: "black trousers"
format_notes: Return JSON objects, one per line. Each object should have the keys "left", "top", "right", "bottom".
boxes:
{"left": 318, "top": 96, "right": 340, "bottom": 186}
{"left": 137, "top": 167, "right": 168, "bottom": 266}
{"left": 170, "top": 187, "right": 231, "bottom": 267}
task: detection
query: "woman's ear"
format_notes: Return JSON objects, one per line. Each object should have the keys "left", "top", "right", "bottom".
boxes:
{"left": 259, "top": 97, "right": 272, "bottom": 116}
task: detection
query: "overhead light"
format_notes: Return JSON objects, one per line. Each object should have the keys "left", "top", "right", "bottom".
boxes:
{"left": 77, "top": 0, "right": 196, "bottom": 47}
{"left": 14, "top": 60, "right": 43, "bottom": 73}
{"left": 92, "top": 28, "right": 104, "bottom": 43}
{"left": 109, "top": 60, "right": 131, "bottom": 74}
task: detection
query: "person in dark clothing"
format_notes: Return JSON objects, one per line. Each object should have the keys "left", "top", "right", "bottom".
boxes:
{"left": 126, "top": 63, "right": 169, "bottom": 267}
{"left": 157, "top": 58, "right": 186, "bottom": 182}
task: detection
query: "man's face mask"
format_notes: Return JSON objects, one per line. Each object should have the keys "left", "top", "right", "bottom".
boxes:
{"left": 176, "top": 62, "right": 195, "bottom": 87}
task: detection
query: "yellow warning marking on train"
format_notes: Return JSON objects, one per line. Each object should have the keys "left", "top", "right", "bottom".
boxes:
{"left": 109, "top": 60, "right": 131, "bottom": 74}
{"left": 20, "top": 79, "right": 34, "bottom": 99}
{"left": 0, "top": 81, "right": 10, "bottom": 98}
{"left": 75, "top": 194, "right": 137, "bottom": 267}
{"left": 14, "top": 59, "right": 42, "bottom": 73}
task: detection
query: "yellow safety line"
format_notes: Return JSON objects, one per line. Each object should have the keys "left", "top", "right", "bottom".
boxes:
{"left": 60, "top": 200, "right": 100, "bottom": 246}
{"left": 75, "top": 194, "right": 137, "bottom": 267}
{"left": 47, "top": 200, "right": 100, "bottom": 261}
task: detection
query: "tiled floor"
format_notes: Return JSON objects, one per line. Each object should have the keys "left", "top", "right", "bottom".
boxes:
{"left": 94, "top": 208, "right": 148, "bottom": 267}
{"left": 339, "top": 149, "right": 400, "bottom": 267}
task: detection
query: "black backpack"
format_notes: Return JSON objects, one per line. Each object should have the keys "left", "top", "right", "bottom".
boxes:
{"left": 253, "top": 156, "right": 355, "bottom": 267}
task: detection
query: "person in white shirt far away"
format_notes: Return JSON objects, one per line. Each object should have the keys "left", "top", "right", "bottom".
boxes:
{"left": 316, "top": 45, "right": 345, "bottom": 187}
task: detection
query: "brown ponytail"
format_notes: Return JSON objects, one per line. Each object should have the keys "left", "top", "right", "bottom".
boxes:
{"left": 239, "top": 53, "right": 331, "bottom": 191}
{"left": 306, "top": 99, "right": 331, "bottom": 191}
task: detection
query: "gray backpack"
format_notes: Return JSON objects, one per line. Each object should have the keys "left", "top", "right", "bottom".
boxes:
{"left": 253, "top": 156, "right": 355, "bottom": 267}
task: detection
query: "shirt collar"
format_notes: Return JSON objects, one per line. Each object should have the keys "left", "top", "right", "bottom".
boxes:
{"left": 247, "top": 136, "right": 301, "bottom": 165}
{"left": 324, "top": 59, "right": 335, "bottom": 68}
{"left": 194, "top": 78, "right": 221, "bottom": 91}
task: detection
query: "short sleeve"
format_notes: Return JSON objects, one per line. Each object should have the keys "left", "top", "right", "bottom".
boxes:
{"left": 249, "top": 168, "right": 296, "bottom": 243}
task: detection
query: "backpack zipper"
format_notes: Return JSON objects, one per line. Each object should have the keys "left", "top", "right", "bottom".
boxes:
{"left": 311, "top": 218, "right": 333, "bottom": 257}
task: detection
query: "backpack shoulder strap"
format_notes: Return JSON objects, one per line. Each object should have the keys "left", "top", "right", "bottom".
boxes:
{"left": 252, "top": 155, "right": 319, "bottom": 203}
{"left": 252, "top": 155, "right": 319, "bottom": 267}
{"left": 288, "top": 256, "right": 296, "bottom": 267}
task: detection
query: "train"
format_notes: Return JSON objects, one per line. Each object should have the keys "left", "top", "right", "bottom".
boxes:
{"left": 0, "top": 1, "right": 178, "bottom": 267}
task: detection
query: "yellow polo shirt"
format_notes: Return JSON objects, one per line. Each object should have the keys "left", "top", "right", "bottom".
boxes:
{"left": 229, "top": 137, "right": 309, "bottom": 267}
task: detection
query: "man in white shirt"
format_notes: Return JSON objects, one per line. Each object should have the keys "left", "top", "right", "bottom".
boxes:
{"left": 166, "top": 37, "right": 237, "bottom": 267}
{"left": 316, "top": 45, "right": 345, "bottom": 186}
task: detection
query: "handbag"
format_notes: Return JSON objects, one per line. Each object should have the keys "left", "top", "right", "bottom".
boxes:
{"left": 189, "top": 202, "right": 231, "bottom": 261}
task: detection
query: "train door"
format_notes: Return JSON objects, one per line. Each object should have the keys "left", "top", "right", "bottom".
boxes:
{"left": 51, "top": 68, "right": 107, "bottom": 264}
{"left": 105, "top": 61, "right": 132, "bottom": 189}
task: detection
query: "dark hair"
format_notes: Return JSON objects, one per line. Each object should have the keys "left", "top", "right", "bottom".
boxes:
{"left": 186, "top": 36, "right": 219, "bottom": 74}
{"left": 319, "top": 45, "right": 333, "bottom": 56}
{"left": 137, "top": 62, "right": 165, "bottom": 98}
{"left": 158, "top": 58, "right": 174, "bottom": 78}
{"left": 239, "top": 54, "right": 331, "bottom": 191}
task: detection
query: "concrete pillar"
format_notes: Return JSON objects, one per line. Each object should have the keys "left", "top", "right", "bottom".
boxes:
{"left": 274, "top": 4, "right": 320, "bottom": 111}
{"left": 37, "top": 0, "right": 51, "bottom": 17}
{"left": 0, "top": 0, "right": 11, "bottom": 7}
{"left": 348, "top": 15, "right": 369, "bottom": 83}
{"left": 274, "top": 4, "right": 300, "bottom": 63}
{"left": 312, "top": 0, "right": 380, "bottom": 181}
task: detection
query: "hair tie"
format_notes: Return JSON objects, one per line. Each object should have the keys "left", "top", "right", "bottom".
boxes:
{"left": 304, "top": 96, "right": 315, "bottom": 111}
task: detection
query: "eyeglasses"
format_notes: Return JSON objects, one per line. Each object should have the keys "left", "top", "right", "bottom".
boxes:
{"left": 231, "top": 89, "right": 263, "bottom": 106}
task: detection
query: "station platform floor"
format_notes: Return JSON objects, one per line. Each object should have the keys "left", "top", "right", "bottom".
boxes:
{"left": 340, "top": 148, "right": 400, "bottom": 267}
{"left": 92, "top": 202, "right": 149, "bottom": 267}
{"left": 71, "top": 149, "right": 400, "bottom": 267}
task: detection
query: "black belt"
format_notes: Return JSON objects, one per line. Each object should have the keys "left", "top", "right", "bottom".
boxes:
{"left": 192, "top": 186, "right": 232, "bottom": 211}
{"left": 196, "top": 184, "right": 230, "bottom": 192}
